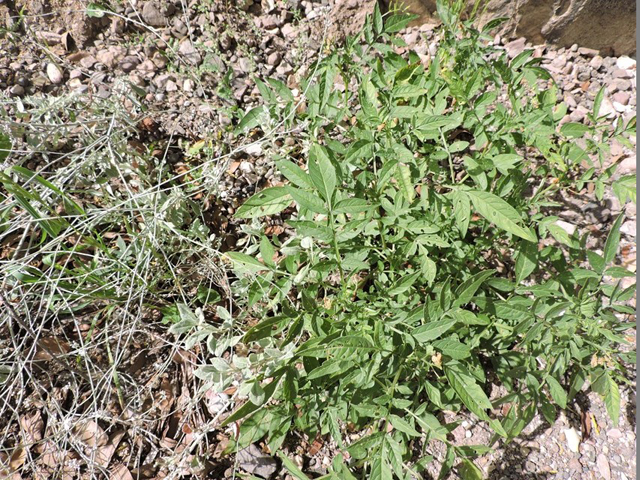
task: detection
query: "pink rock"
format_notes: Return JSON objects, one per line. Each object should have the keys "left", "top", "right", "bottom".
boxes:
{"left": 607, "top": 428, "right": 623, "bottom": 439}
{"left": 596, "top": 454, "right": 611, "bottom": 480}
{"left": 617, "top": 156, "right": 637, "bottom": 176}
{"left": 613, "top": 91, "right": 631, "bottom": 105}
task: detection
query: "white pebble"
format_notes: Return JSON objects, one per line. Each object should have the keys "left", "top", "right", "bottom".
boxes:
{"left": 616, "top": 56, "right": 636, "bottom": 70}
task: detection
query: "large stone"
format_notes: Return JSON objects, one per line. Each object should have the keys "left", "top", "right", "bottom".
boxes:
{"left": 378, "top": 0, "right": 635, "bottom": 56}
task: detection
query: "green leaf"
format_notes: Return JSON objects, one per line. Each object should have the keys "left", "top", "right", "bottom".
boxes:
{"left": 492, "top": 154, "right": 522, "bottom": 175}
{"left": 515, "top": 240, "right": 538, "bottom": 283}
{"left": 433, "top": 337, "right": 471, "bottom": 359}
{"left": 86, "top": 2, "right": 107, "bottom": 17}
{"left": 445, "top": 365, "right": 493, "bottom": 419}
{"left": 260, "top": 236, "right": 276, "bottom": 268}
{"left": 286, "top": 186, "right": 328, "bottom": 214}
{"left": 373, "top": 2, "right": 383, "bottom": 35}
{"left": 396, "top": 163, "right": 415, "bottom": 203}
{"left": 545, "top": 375, "right": 567, "bottom": 409}
{"left": 413, "top": 318, "right": 457, "bottom": 343}
{"left": 235, "top": 187, "right": 291, "bottom": 218}
{"left": 452, "top": 190, "right": 470, "bottom": 238}
{"left": 604, "top": 375, "right": 621, "bottom": 426}
{"left": 0, "top": 133, "right": 11, "bottom": 163}
{"left": 587, "top": 251, "right": 605, "bottom": 275}
{"left": 306, "top": 359, "right": 345, "bottom": 380}
{"left": 458, "top": 459, "right": 484, "bottom": 480}
{"left": 279, "top": 453, "right": 311, "bottom": 480}
{"left": 225, "top": 252, "right": 268, "bottom": 273}
{"left": 384, "top": 12, "right": 418, "bottom": 33}
{"left": 395, "top": 63, "right": 421, "bottom": 84}
{"left": 346, "top": 139, "right": 374, "bottom": 162}
{"left": 370, "top": 448, "right": 392, "bottom": 480}
{"left": 612, "top": 174, "right": 636, "bottom": 204}
{"left": 308, "top": 144, "right": 337, "bottom": 204}
{"left": 560, "top": 122, "right": 590, "bottom": 138}
{"left": 236, "top": 106, "right": 267, "bottom": 133}
{"left": 393, "top": 84, "right": 429, "bottom": 98}
{"left": 466, "top": 190, "right": 537, "bottom": 242}
{"left": 389, "top": 271, "right": 420, "bottom": 296}
{"left": 603, "top": 214, "right": 624, "bottom": 265}
{"left": 452, "top": 270, "right": 495, "bottom": 308}
{"left": 593, "top": 85, "right": 605, "bottom": 118}
{"left": 334, "top": 198, "right": 374, "bottom": 214}
{"left": 419, "top": 249, "right": 437, "bottom": 286}
{"left": 389, "top": 414, "right": 421, "bottom": 437}
{"left": 276, "top": 159, "right": 314, "bottom": 189}
{"left": 220, "top": 373, "right": 283, "bottom": 427}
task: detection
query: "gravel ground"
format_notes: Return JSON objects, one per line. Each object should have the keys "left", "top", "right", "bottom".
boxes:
{"left": 0, "top": 0, "right": 635, "bottom": 478}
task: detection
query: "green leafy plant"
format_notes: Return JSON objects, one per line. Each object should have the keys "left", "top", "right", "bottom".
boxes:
{"left": 192, "top": 1, "right": 635, "bottom": 477}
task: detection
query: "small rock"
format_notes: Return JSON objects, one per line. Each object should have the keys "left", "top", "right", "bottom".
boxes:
{"left": 246, "top": 143, "right": 262, "bottom": 156}
{"left": 219, "top": 113, "right": 232, "bottom": 127}
{"left": 9, "top": 84, "right": 24, "bottom": 96}
{"left": 613, "top": 101, "right": 628, "bottom": 113}
{"left": 178, "top": 39, "right": 202, "bottom": 66}
{"left": 555, "top": 220, "right": 576, "bottom": 235}
{"left": 564, "top": 94, "right": 577, "bottom": 109}
{"left": 403, "top": 30, "right": 419, "bottom": 45}
{"left": 613, "top": 91, "right": 630, "bottom": 105}
{"left": 267, "top": 51, "right": 282, "bottom": 66}
{"left": 261, "top": 15, "right": 279, "bottom": 29}
{"left": 578, "top": 47, "right": 599, "bottom": 57}
{"left": 551, "top": 54, "right": 567, "bottom": 70}
{"left": 96, "top": 49, "right": 117, "bottom": 68}
{"left": 46, "top": 63, "right": 63, "bottom": 83}
{"left": 79, "top": 55, "right": 97, "bottom": 69}
{"left": 610, "top": 78, "right": 631, "bottom": 92}
{"left": 577, "top": 69, "right": 591, "bottom": 82}
{"left": 281, "top": 23, "right": 296, "bottom": 38}
{"left": 172, "top": 18, "right": 188, "bottom": 38}
{"left": 204, "top": 390, "right": 229, "bottom": 416}
{"left": 565, "top": 427, "right": 580, "bottom": 453}
{"left": 119, "top": 55, "right": 140, "bottom": 72}
{"left": 153, "top": 73, "right": 175, "bottom": 89}
{"left": 237, "top": 0, "right": 253, "bottom": 11}
{"left": 165, "top": 80, "right": 178, "bottom": 92}
{"left": 137, "top": 59, "right": 157, "bottom": 75}
{"left": 607, "top": 428, "right": 623, "bottom": 439}
{"left": 96, "top": 87, "right": 110, "bottom": 99}
{"left": 183, "top": 79, "right": 194, "bottom": 91}
{"left": 142, "top": 2, "right": 167, "bottom": 27}
{"left": 589, "top": 55, "right": 604, "bottom": 70}
{"left": 599, "top": 96, "right": 617, "bottom": 118}
{"left": 568, "top": 458, "right": 582, "bottom": 471}
{"left": 569, "top": 105, "right": 589, "bottom": 122}
{"left": 504, "top": 37, "right": 527, "bottom": 58}
{"left": 238, "top": 57, "right": 255, "bottom": 73}
{"left": 612, "top": 68, "right": 633, "bottom": 79}
{"left": 616, "top": 56, "right": 636, "bottom": 70}
{"left": 237, "top": 444, "right": 277, "bottom": 479}
{"left": 68, "top": 78, "right": 83, "bottom": 89}
{"left": 620, "top": 220, "right": 636, "bottom": 237}
{"left": 596, "top": 454, "right": 611, "bottom": 480}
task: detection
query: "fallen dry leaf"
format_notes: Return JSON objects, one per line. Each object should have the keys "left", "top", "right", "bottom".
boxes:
{"left": 110, "top": 464, "right": 134, "bottom": 480}
{"left": 96, "top": 430, "right": 126, "bottom": 468}
{"left": 72, "top": 420, "right": 108, "bottom": 448}
{"left": 9, "top": 446, "right": 26, "bottom": 470}
{"left": 20, "top": 410, "right": 44, "bottom": 445}
{"left": 580, "top": 410, "right": 592, "bottom": 440}
{"left": 308, "top": 437, "right": 324, "bottom": 456}
{"left": 34, "top": 337, "right": 70, "bottom": 361}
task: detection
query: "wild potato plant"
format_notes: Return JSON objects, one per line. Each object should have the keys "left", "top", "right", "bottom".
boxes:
{"left": 190, "top": 1, "right": 636, "bottom": 478}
